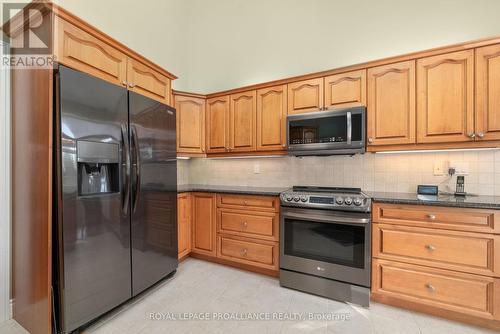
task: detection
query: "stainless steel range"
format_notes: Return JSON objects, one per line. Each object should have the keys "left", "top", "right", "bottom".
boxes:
{"left": 279, "top": 186, "right": 371, "bottom": 306}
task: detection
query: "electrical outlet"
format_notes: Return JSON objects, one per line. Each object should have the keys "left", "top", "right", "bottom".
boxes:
{"left": 433, "top": 161, "right": 448, "bottom": 176}
{"left": 449, "top": 161, "right": 469, "bottom": 175}
{"left": 253, "top": 163, "right": 260, "bottom": 174}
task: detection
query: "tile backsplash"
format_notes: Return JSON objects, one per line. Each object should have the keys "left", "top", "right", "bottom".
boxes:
{"left": 178, "top": 149, "right": 500, "bottom": 196}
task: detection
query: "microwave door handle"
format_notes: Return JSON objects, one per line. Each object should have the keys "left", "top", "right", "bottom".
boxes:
{"left": 282, "top": 211, "right": 369, "bottom": 225}
{"left": 346, "top": 111, "right": 352, "bottom": 145}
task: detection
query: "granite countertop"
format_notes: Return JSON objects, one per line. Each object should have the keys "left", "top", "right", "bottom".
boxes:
{"left": 369, "top": 191, "right": 500, "bottom": 210}
{"left": 177, "top": 185, "right": 500, "bottom": 209}
{"left": 177, "top": 184, "right": 287, "bottom": 196}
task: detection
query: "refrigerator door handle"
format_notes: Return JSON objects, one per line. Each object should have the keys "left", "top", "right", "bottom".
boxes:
{"left": 131, "top": 125, "right": 141, "bottom": 213}
{"left": 121, "top": 123, "right": 131, "bottom": 215}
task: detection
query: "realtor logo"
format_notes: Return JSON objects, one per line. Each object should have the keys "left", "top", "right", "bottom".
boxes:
{"left": 1, "top": 1, "right": 55, "bottom": 68}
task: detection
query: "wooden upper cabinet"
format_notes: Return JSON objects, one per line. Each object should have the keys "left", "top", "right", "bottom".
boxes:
{"left": 324, "top": 70, "right": 366, "bottom": 109}
{"left": 126, "top": 57, "right": 171, "bottom": 105}
{"left": 287, "top": 78, "right": 324, "bottom": 114}
{"left": 191, "top": 193, "right": 216, "bottom": 257}
{"left": 229, "top": 91, "right": 257, "bottom": 152}
{"left": 417, "top": 50, "right": 474, "bottom": 144}
{"left": 177, "top": 193, "right": 192, "bottom": 259}
{"left": 206, "top": 96, "right": 229, "bottom": 153}
{"left": 55, "top": 17, "right": 127, "bottom": 86}
{"left": 257, "top": 85, "right": 287, "bottom": 151}
{"left": 476, "top": 44, "right": 500, "bottom": 141}
{"left": 367, "top": 61, "right": 416, "bottom": 146}
{"left": 175, "top": 95, "right": 205, "bottom": 154}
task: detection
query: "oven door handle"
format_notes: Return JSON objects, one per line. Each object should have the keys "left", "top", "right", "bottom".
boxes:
{"left": 282, "top": 210, "right": 370, "bottom": 225}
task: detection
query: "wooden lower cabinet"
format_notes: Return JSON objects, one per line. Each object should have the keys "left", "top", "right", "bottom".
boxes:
{"left": 191, "top": 193, "right": 217, "bottom": 257}
{"left": 177, "top": 193, "right": 192, "bottom": 259}
{"left": 373, "top": 223, "right": 500, "bottom": 277}
{"left": 372, "top": 259, "right": 500, "bottom": 322}
{"left": 184, "top": 192, "right": 280, "bottom": 276}
{"left": 372, "top": 203, "right": 500, "bottom": 330}
{"left": 217, "top": 235, "right": 279, "bottom": 271}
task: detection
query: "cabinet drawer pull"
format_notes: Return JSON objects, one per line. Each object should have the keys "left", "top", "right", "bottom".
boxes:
{"left": 242, "top": 221, "right": 248, "bottom": 228}
{"left": 427, "top": 214, "right": 436, "bottom": 220}
{"left": 425, "top": 244, "right": 436, "bottom": 251}
{"left": 241, "top": 248, "right": 247, "bottom": 256}
{"left": 243, "top": 201, "right": 248, "bottom": 205}
{"left": 425, "top": 283, "right": 435, "bottom": 292}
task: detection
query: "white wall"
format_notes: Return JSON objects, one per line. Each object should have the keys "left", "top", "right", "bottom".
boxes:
{"left": 0, "top": 41, "right": 11, "bottom": 322}
{"left": 183, "top": 0, "right": 500, "bottom": 93}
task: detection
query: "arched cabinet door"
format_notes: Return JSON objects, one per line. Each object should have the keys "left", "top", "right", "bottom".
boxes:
{"left": 206, "top": 96, "right": 229, "bottom": 153}
{"left": 257, "top": 85, "right": 287, "bottom": 151}
{"left": 324, "top": 69, "right": 366, "bottom": 109}
{"left": 287, "top": 78, "right": 324, "bottom": 114}
{"left": 476, "top": 44, "right": 500, "bottom": 141}
{"left": 367, "top": 61, "right": 416, "bottom": 146}
{"left": 229, "top": 91, "right": 256, "bottom": 152}
{"left": 416, "top": 50, "right": 474, "bottom": 144}
{"left": 175, "top": 95, "right": 205, "bottom": 154}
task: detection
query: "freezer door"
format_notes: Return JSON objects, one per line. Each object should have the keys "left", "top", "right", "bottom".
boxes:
{"left": 129, "top": 91, "right": 178, "bottom": 296}
{"left": 56, "top": 66, "right": 131, "bottom": 333}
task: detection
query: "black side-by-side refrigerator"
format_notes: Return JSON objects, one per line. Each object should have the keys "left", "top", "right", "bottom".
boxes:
{"left": 52, "top": 65, "right": 178, "bottom": 333}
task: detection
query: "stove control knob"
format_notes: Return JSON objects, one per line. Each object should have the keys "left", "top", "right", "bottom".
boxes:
{"left": 285, "top": 195, "right": 293, "bottom": 202}
{"left": 293, "top": 196, "right": 300, "bottom": 202}
{"left": 344, "top": 197, "right": 353, "bottom": 205}
{"left": 300, "top": 196, "right": 307, "bottom": 202}
{"left": 354, "top": 198, "right": 363, "bottom": 206}
{"left": 335, "top": 197, "right": 344, "bottom": 205}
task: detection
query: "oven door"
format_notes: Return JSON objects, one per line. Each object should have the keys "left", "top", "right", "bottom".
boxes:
{"left": 280, "top": 206, "right": 371, "bottom": 287}
{"left": 287, "top": 107, "right": 365, "bottom": 155}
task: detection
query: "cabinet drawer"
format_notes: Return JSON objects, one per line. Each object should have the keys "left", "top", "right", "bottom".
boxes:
{"left": 55, "top": 17, "right": 127, "bottom": 86}
{"left": 373, "top": 203, "right": 500, "bottom": 234}
{"left": 217, "top": 235, "right": 278, "bottom": 270}
{"left": 218, "top": 210, "right": 278, "bottom": 241}
{"left": 217, "top": 194, "right": 279, "bottom": 212}
{"left": 372, "top": 259, "right": 500, "bottom": 320}
{"left": 373, "top": 224, "right": 500, "bottom": 277}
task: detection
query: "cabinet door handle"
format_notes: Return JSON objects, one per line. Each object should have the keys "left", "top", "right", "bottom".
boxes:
{"left": 425, "top": 283, "right": 435, "bottom": 292}
{"left": 122, "top": 80, "right": 128, "bottom": 87}
{"left": 368, "top": 137, "right": 374, "bottom": 144}
{"left": 129, "top": 83, "right": 136, "bottom": 88}
{"left": 425, "top": 244, "right": 436, "bottom": 251}
{"left": 242, "top": 221, "right": 248, "bottom": 228}
{"left": 477, "top": 132, "right": 485, "bottom": 139}
{"left": 241, "top": 248, "right": 247, "bottom": 256}
{"left": 427, "top": 214, "right": 436, "bottom": 220}
{"left": 467, "top": 133, "right": 476, "bottom": 138}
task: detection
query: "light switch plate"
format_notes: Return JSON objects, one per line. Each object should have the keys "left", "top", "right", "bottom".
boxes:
{"left": 433, "top": 161, "right": 448, "bottom": 176}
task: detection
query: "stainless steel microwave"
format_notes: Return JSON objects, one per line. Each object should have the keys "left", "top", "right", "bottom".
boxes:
{"left": 286, "top": 107, "right": 365, "bottom": 156}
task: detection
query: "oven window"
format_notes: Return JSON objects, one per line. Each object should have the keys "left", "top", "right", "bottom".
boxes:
{"left": 284, "top": 218, "right": 365, "bottom": 268}
{"left": 289, "top": 114, "right": 347, "bottom": 145}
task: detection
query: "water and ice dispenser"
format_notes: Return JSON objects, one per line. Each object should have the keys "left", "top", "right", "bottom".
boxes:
{"left": 77, "top": 140, "right": 120, "bottom": 196}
